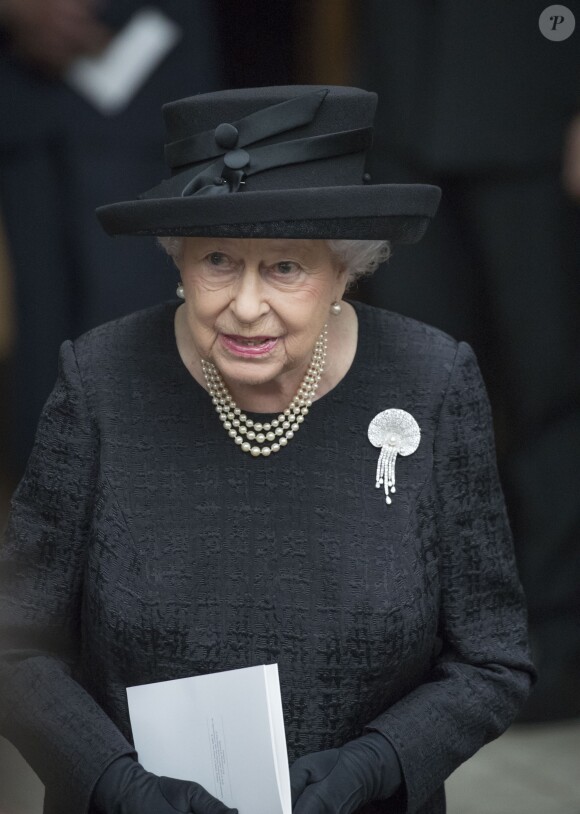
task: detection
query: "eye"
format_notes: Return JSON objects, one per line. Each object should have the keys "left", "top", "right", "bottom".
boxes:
{"left": 207, "top": 252, "right": 230, "bottom": 267}
{"left": 271, "top": 261, "right": 301, "bottom": 276}
{"left": 202, "top": 252, "right": 238, "bottom": 276}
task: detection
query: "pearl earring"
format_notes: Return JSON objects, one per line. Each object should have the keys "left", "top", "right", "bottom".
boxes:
{"left": 330, "top": 301, "right": 342, "bottom": 315}
{"left": 176, "top": 283, "right": 185, "bottom": 300}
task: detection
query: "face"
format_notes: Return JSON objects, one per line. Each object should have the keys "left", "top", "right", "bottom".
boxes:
{"left": 177, "top": 238, "right": 348, "bottom": 392}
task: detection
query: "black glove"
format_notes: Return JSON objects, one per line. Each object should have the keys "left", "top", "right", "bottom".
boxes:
{"left": 290, "top": 732, "right": 402, "bottom": 814}
{"left": 91, "top": 754, "right": 238, "bottom": 814}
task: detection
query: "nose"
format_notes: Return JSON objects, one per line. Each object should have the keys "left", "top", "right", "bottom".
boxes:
{"left": 229, "top": 266, "right": 269, "bottom": 324}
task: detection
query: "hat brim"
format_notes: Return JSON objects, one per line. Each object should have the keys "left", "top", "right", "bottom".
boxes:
{"left": 96, "top": 184, "right": 441, "bottom": 243}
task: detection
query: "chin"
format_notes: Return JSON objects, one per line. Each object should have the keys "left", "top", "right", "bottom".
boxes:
{"left": 216, "top": 356, "right": 283, "bottom": 388}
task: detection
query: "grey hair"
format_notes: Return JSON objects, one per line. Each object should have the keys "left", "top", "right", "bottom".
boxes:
{"left": 157, "top": 236, "right": 184, "bottom": 260}
{"left": 326, "top": 240, "right": 391, "bottom": 285}
{"left": 157, "top": 236, "right": 391, "bottom": 284}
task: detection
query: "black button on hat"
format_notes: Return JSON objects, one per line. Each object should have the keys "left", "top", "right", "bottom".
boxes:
{"left": 215, "top": 123, "right": 239, "bottom": 150}
{"left": 223, "top": 149, "right": 250, "bottom": 170}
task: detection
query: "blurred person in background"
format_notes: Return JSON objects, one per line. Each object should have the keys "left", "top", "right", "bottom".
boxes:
{"left": 354, "top": 0, "right": 580, "bottom": 722}
{"left": 0, "top": 0, "right": 222, "bottom": 476}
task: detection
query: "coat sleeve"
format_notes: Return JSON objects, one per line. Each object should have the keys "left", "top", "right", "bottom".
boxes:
{"left": 0, "top": 341, "right": 135, "bottom": 812}
{"left": 364, "top": 341, "right": 536, "bottom": 813}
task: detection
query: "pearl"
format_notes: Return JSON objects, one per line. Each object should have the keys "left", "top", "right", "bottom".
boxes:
{"left": 291, "top": 424, "right": 299, "bottom": 432}
{"left": 266, "top": 432, "right": 275, "bottom": 441}
{"left": 279, "top": 437, "right": 288, "bottom": 446}
{"left": 247, "top": 431, "right": 256, "bottom": 440}
{"left": 256, "top": 433, "right": 266, "bottom": 443}
{"left": 275, "top": 427, "right": 283, "bottom": 436}
{"left": 254, "top": 423, "right": 263, "bottom": 431}
{"left": 241, "top": 442, "right": 251, "bottom": 452}
{"left": 250, "top": 446, "right": 261, "bottom": 457}
{"left": 261, "top": 447, "right": 272, "bottom": 457}
{"left": 271, "top": 443, "right": 280, "bottom": 452}
{"left": 286, "top": 430, "right": 294, "bottom": 439}
{"left": 235, "top": 436, "right": 243, "bottom": 445}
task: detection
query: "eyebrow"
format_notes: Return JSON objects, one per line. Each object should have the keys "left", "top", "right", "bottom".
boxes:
{"left": 198, "top": 239, "right": 317, "bottom": 259}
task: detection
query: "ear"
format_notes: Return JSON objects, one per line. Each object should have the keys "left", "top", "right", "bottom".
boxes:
{"left": 334, "top": 262, "right": 350, "bottom": 301}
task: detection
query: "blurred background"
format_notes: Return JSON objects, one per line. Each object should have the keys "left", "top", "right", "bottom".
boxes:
{"left": 0, "top": 1, "right": 579, "bottom": 812}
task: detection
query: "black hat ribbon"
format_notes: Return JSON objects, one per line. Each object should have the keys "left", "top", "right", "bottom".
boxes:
{"left": 164, "top": 89, "right": 329, "bottom": 169}
{"left": 180, "top": 127, "right": 373, "bottom": 197}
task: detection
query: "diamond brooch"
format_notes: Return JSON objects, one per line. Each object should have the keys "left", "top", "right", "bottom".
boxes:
{"left": 368, "top": 409, "right": 421, "bottom": 504}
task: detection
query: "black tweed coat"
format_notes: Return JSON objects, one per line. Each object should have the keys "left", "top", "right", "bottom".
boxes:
{"left": 0, "top": 301, "right": 534, "bottom": 814}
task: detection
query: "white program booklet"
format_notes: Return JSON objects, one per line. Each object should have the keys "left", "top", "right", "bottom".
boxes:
{"left": 66, "top": 7, "right": 182, "bottom": 115}
{"left": 127, "top": 664, "right": 291, "bottom": 814}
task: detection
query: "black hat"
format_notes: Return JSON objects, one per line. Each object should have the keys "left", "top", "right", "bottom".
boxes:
{"left": 96, "top": 85, "right": 440, "bottom": 243}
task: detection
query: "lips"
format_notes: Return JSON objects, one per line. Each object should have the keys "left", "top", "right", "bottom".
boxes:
{"left": 227, "top": 335, "right": 273, "bottom": 346}
{"left": 220, "top": 334, "right": 279, "bottom": 357}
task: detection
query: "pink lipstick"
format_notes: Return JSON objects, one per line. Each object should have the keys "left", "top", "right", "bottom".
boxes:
{"left": 220, "top": 334, "right": 279, "bottom": 357}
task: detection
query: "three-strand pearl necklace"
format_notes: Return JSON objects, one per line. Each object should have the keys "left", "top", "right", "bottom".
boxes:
{"left": 200, "top": 325, "right": 328, "bottom": 457}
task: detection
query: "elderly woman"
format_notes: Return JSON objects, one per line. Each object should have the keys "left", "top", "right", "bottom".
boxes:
{"left": 0, "top": 86, "right": 534, "bottom": 814}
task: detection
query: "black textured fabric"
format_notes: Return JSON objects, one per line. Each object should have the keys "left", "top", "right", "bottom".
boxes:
{"left": 0, "top": 301, "right": 534, "bottom": 814}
